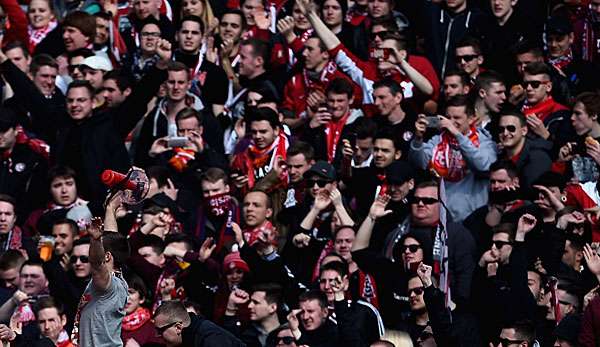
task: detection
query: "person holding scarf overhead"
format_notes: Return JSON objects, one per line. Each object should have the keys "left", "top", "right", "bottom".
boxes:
{"left": 409, "top": 95, "right": 496, "bottom": 222}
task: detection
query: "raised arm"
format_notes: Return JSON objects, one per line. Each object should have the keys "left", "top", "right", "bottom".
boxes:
{"left": 352, "top": 195, "right": 392, "bottom": 251}
{"left": 297, "top": 0, "right": 341, "bottom": 50}
{"left": 88, "top": 217, "right": 111, "bottom": 292}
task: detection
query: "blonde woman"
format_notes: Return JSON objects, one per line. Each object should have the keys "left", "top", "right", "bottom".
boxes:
{"left": 181, "top": 0, "right": 218, "bottom": 36}
{"left": 27, "top": 0, "right": 57, "bottom": 52}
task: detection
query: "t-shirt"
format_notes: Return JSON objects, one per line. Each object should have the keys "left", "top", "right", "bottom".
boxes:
{"left": 79, "top": 274, "right": 128, "bottom": 347}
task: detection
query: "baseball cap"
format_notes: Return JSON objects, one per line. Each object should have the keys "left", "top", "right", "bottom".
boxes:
{"left": 546, "top": 16, "right": 573, "bottom": 35}
{"left": 385, "top": 161, "right": 414, "bottom": 185}
{"left": 304, "top": 160, "right": 336, "bottom": 181}
{"left": 81, "top": 55, "right": 113, "bottom": 71}
{"left": 0, "top": 108, "right": 17, "bottom": 132}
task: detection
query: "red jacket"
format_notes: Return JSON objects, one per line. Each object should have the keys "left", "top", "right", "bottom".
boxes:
{"left": 0, "top": 0, "right": 28, "bottom": 49}
{"left": 579, "top": 294, "right": 600, "bottom": 347}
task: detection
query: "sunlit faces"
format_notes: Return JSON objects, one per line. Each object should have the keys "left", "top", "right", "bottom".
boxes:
{"left": 456, "top": 45, "right": 483, "bottom": 76}
{"left": 407, "top": 276, "right": 426, "bottom": 311}
{"left": 490, "top": 232, "right": 513, "bottom": 265}
{"left": 182, "top": 0, "right": 205, "bottom": 17}
{"left": 5, "top": 47, "right": 31, "bottom": 74}
{"left": 299, "top": 299, "right": 328, "bottom": 331}
{"left": 66, "top": 86, "right": 94, "bottom": 120}
{"left": 37, "top": 307, "right": 66, "bottom": 342}
{"left": 125, "top": 288, "right": 145, "bottom": 314}
{"left": 489, "top": 169, "right": 517, "bottom": 192}
{"left": 373, "top": 138, "right": 400, "bottom": 168}
{"left": 33, "top": 65, "right": 58, "bottom": 96}
{"left": 302, "top": 38, "right": 329, "bottom": 71}
{"left": 243, "top": 191, "right": 272, "bottom": 227}
{"left": 479, "top": 82, "right": 506, "bottom": 113}
{"left": 248, "top": 291, "right": 277, "bottom": 321}
{"left": 321, "top": 0, "right": 343, "bottom": 28}
{"left": 571, "top": 101, "right": 597, "bottom": 136}
{"left": 219, "top": 13, "right": 243, "bottom": 43}
{"left": 140, "top": 24, "right": 161, "bottom": 54}
{"left": 443, "top": 75, "right": 469, "bottom": 100}
{"left": 368, "top": 0, "right": 392, "bottom": 19}
{"left": 445, "top": 105, "right": 473, "bottom": 135}
{"left": 410, "top": 186, "right": 440, "bottom": 226}
{"left": 373, "top": 86, "right": 402, "bottom": 116}
{"left": 19, "top": 264, "right": 48, "bottom": 296}
{"left": 133, "top": 0, "right": 161, "bottom": 20}
{"left": 523, "top": 73, "right": 551, "bottom": 104}
{"left": 0, "top": 201, "right": 16, "bottom": 234}
{"left": 250, "top": 119, "right": 278, "bottom": 149}
{"left": 102, "top": 79, "right": 131, "bottom": 108}
{"left": 62, "top": 26, "right": 90, "bottom": 52}
{"left": 515, "top": 52, "right": 542, "bottom": 76}
{"left": 201, "top": 178, "right": 230, "bottom": 198}
{"left": 333, "top": 227, "right": 355, "bottom": 261}
{"left": 166, "top": 69, "right": 191, "bottom": 102}
{"left": 286, "top": 153, "right": 313, "bottom": 184}
{"left": 241, "top": 0, "right": 264, "bottom": 26}
{"left": 71, "top": 243, "right": 91, "bottom": 278}
{"left": 52, "top": 222, "right": 76, "bottom": 256}
{"left": 547, "top": 33, "right": 574, "bottom": 59}
{"left": 292, "top": 3, "right": 310, "bottom": 30}
{"left": 95, "top": 16, "right": 110, "bottom": 45}
{"left": 178, "top": 20, "right": 203, "bottom": 53}
{"left": 27, "top": 0, "right": 55, "bottom": 29}
{"left": 498, "top": 115, "right": 527, "bottom": 149}
{"left": 326, "top": 92, "right": 353, "bottom": 120}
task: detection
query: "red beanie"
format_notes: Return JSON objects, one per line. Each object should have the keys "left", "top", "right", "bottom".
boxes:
{"left": 223, "top": 252, "right": 250, "bottom": 273}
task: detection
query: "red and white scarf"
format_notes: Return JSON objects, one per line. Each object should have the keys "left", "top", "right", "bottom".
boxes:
{"left": 303, "top": 61, "right": 338, "bottom": 93}
{"left": 122, "top": 307, "right": 152, "bottom": 331}
{"left": 325, "top": 112, "right": 351, "bottom": 163}
{"left": 28, "top": 21, "right": 57, "bottom": 52}
{"left": 245, "top": 133, "right": 288, "bottom": 188}
{"left": 243, "top": 220, "right": 278, "bottom": 247}
{"left": 430, "top": 128, "right": 480, "bottom": 182}
{"left": 547, "top": 49, "right": 573, "bottom": 71}
{"left": 522, "top": 96, "right": 569, "bottom": 122}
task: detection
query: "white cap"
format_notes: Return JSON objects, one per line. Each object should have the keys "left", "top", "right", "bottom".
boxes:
{"left": 81, "top": 55, "right": 113, "bottom": 72}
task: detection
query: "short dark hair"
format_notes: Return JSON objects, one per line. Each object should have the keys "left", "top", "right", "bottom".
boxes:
{"left": 48, "top": 166, "right": 76, "bottom": 183}
{"left": 0, "top": 250, "right": 25, "bottom": 271}
{"left": 251, "top": 283, "right": 283, "bottom": 306}
{"left": 33, "top": 296, "right": 64, "bottom": 316}
{"left": 73, "top": 236, "right": 90, "bottom": 247}
{"left": 353, "top": 117, "right": 378, "bottom": 140}
{"left": 164, "top": 233, "right": 194, "bottom": 252}
{"left": 247, "top": 189, "right": 272, "bottom": 209}
{"left": 179, "top": 14, "right": 205, "bottom": 34}
{"left": 240, "top": 38, "right": 269, "bottom": 68}
{"left": 380, "top": 32, "right": 408, "bottom": 51}
{"left": 142, "top": 234, "right": 165, "bottom": 255}
{"left": 146, "top": 166, "right": 170, "bottom": 189}
{"left": 576, "top": 92, "right": 600, "bottom": 119}
{"left": 444, "top": 69, "right": 470, "bottom": 87}
{"left": 502, "top": 320, "right": 535, "bottom": 345}
{"left": 373, "top": 78, "right": 403, "bottom": 96}
{"left": 499, "top": 108, "right": 527, "bottom": 127}
{"left": 320, "top": 260, "right": 349, "bottom": 278}
{"left": 0, "top": 194, "right": 16, "bottom": 210}
{"left": 220, "top": 9, "right": 246, "bottom": 31}
{"left": 167, "top": 61, "right": 190, "bottom": 76}
{"left": 62, "top": 11, "right": 96, "bottom": 40}
{"left": 103, "top": 70, "right": 133, "bottom": 92}
{"left": 473, "top": 70, "right": 505, "bottom": 95}
{"left": 248, "top": 107, "right": 280, "bottom": 129}
{"left": 456, "top": 36, "right": 482, "bottom": 55}
{"left": 370, "top": 17, "right": 399, "bottom": 32}
{"left": 20, "top": 260, "right": 46, "bottom": 275}
{"left": 298, "top": 289, "right": 328, "bottom": 309}
{"left": 523, "top": 62, "right": 552, "bottom": 78}
{"left": 30, "top": 54, "right": 58, "bottom": 76}
{"left": 3, "top": 41, "right": 29, "bottom": 57}
{"left": 52, "top": 218, "right": 79, "bottom": 237}
{"left": 374, "top": 127, "right": 400, "bottom": 150}
{"left": 445, "top": 94, "right": 475, "bottom": 116}
{"left": 514, "top": 40, "right": 544, "bottom": 58}
{"left": 326, "top": 77, "right": 354, "bottom": 99}
{"left": 492, "top": 223, "right": 516, "bottom": 242}
{"left": 102, "top": 232, "right": 130, "bottom": 269}
{"left": 67, "top": 79, "right": 95, "bottom": 98}
{"left": 489, "top": 160, "right": 519, "bottom": 178}
{"left": 94, "top": 11, "right": 112, "bottom": 21}
{"left": 287, "top": 141, "right": 315, "bottom": 162}
{"left": 175, "top": 108, "right": 203, "bottom": 127}
{"left": 200, "top": 167, "right": 229, "bottom": 185}
{"left": 67, "top": 48, "right": 94, "bottom": 60}
{"left": 126, "top": 273, "right": 150, "bottom": 305}
{"left": 154, "top": 300, "right": 191, "bottom": 326}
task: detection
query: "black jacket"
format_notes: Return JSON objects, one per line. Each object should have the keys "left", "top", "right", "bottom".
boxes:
{"left": 182, "top": 313, "right": 246, "bottom": 347}
{"left": 505, "top": 139, "right": 552, "bottom": 190}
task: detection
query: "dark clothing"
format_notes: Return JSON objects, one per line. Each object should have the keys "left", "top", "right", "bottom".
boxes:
{"left": 222, "top": 315, "right": 275, "bottom": 347}
{"left": 122, "top": 14, "right": 175, "bottom": 54}
{"left": 296, "top": 319, "right": 340, "bottom": 347}
{"left": 332, "top": 299, "right": 383, "bottom": 346}
{"left": 182, "top": 313, "right": 246, "bottom": 347}
{"left": 505, "top": 139, "right": 552, "bottom": 191}
{"left": 174, "top": 50, "right": 229, "bottom": 107}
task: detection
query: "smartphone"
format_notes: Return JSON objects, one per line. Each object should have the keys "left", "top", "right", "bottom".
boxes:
{"left": 167, "top": 136, "right": 188, "bottom": 148}
{"left": 347, "top": 132, "right": 357, "bottom": 149}
{"left": 369, "top": 47, "right": 392, "bottom": 61}
{"left": 408, "top": 262, "right": 419, "bottom": 273}
{"left": 425, "top": 115, "right": 440, "bottom": 129}
{"left": 489, "top": 187, "right": 520, "bottom": 204}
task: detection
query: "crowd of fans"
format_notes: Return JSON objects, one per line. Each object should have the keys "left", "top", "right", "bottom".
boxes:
{"left": 0, "top": 0, "right": 599, "bottom": 345}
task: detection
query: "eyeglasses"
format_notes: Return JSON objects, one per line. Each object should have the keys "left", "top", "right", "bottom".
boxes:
{"left": 276, "top": 336, "right": 295, "bottom": 344}
{"left": 70, "top": 255, "right": 89, "bottom": 264}
{"left": 401, "top": 244, "right": 421, "bottom": 253}
{"left": 409, "top": 196, "right": 439, "bottom": 205}
{"left": 308, "top": 179, "right": 332, "bottom": 188}
{"left": 495, "top": 337, "right": 525, "bottom": 347}
{"left": 140, "top": 32, "right": 161, "bottom": 38}
{"left": 370, "top": 30, "right": 388, "bottom": 40}
{"left": 155, "top": 321, "right": 180, "bottom": 335}
{"left": 498, "top": 125, "right": 517, "bottom": 133}
{"left": 521, "top": 80, "right": 549, "bottom": 89}
{"left": 457, "top": 54, "right": 479, "bottom": 63}
{"left": 407, "top": 286, "right": 424, "bottom": 296}
{"left": 491, "top": 240, "right": 513, "bottom": 249}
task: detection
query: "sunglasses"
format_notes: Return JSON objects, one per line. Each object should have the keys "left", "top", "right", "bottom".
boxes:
{"left": 155, "top": 321, "right": 180, "bottom": 335}
{"left": 68, "top": 64, "right": 83, "bottom": 74}
{"left": 70, "top": 255, "right": 89, "bottom": 264}
{"left": 491, "top": 240, "right": 512, "bottom": 249}
{"left": 494, "top": 337, "right": 524, "bottom": 347}
{"left": 498, "top": 125, "right": 517, "bottom": 133}
{"left": 409, "top": 196, "right": 439, "bottom": 205}
{"left": 401, "top": 244, "right": 421, "bottom": 253}
{"left": 369, "top": 30, "right": 388, "bottom": 40}
{"left": 457, "top": 54, "right": 478, "bottom": 62}
{"left": 408, "top": 286, "right": 424, "bottom": 296}
{"left": 308, "top": 179, "right": 332, "bottom": 188}
{"left": 521, "top": 80, "right": 549, "bottom": 89}
{"left": 276, "top": 336, "right": 295, "bottom": 344}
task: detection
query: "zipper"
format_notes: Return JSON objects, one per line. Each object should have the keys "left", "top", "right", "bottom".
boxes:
{"left": 441, "top": 15, "right": 455, "bottom": 78}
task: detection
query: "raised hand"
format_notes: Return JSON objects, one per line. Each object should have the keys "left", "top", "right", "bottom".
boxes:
{"left": 292, "top": 233, "right": 311, "bottom": 248}
{"left": 517, "top": 213, "right": 537, "bottom": 236}
{"left": 198, "top": 237, "right": 217, "bottom": 263}
{"left": 417, "top": 263, "right": 433, "bottom": 287}
{"left": 87, "top": 217, "right": 104, "bottom": 240}
{"left": 313, "top": 190, "right": 332, "bottom": 211}
{"left": 584, "top": 244, "right": 600, "bottom": 276}
{"left": 368, "top": 194, "right": 392, "bottom": 220}
{"left": 155, "top": 39, "right": 173, "bottom": 68}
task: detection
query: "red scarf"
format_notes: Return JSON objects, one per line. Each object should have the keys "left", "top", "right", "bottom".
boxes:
{"left": 122, "top": 307, "right": 152, "bottom": 331}
{"left": 325, "top": 112, "right": 351, "bottom": 163}
{"left": 522, "top": 96, "right": 569, "bottom": 122}
{"left": 28, "top": 21, "right": 57, "bottom": 53}
{"left": 169, "top": 148, "right": 196, "bottom": 172}
{"left": 547, "top": 49, "right": 573, "bottom": 71}
{"left": 245, "top": 133, "right": 288, "bottom": 188}
{"left": 303, "top": 61, "right": 338, "bottom": 93}
{"left": 243, "top": 221, "right": 277, "bottom": 248}
{"left": 430, "top": 128, "right": 480, "bottom": 182}
{"left": 4, "top": 226, "right": 23, "bottom": 252}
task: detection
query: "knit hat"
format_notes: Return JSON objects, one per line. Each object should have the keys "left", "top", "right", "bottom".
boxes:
{"left": 223, "top": 252, "right": 250, "bottom": 273}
